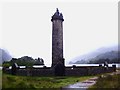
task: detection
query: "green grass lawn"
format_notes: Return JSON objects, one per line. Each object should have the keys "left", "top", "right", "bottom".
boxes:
{"left": 89, "top": 74, "right": 120, "bottom": 89}
{"left": 2, "top": 73, "right": 94, "bottom": 89}
{"left": 0, "top": 70, "right": 2, "bottom": 89}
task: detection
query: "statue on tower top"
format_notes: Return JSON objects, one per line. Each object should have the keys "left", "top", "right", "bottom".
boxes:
{"left": 56, "top": 8, "right": 59, "bottom": 13}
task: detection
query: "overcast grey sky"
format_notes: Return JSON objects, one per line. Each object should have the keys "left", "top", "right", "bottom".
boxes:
{"left": 1, "top": 0, "right": 118, "bottom": 66}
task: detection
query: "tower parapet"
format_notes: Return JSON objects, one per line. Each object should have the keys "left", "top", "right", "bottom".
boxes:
{"left": 51, "top": 8, "right": 64, "bottom": 21}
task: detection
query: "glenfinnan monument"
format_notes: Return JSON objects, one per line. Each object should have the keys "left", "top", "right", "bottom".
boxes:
{"left": 4, "top": 8, "right": 116, "bottom": 77}
{"left": 51, "top": 8, "right": 65, "bottom": 69}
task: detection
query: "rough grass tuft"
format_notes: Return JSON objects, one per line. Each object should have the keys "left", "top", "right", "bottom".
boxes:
{"left": 2, "top": 73, "right": 93, "bottom": 88}
{"left": 89, "top": 74, "right": 120, "bottom": 89}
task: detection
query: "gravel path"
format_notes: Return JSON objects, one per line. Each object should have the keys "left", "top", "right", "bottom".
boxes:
{"left": 62, "top": 70, "right": 120, "bottom": 90}
{"left": 62, "top": 77, "right": 98, "bottom": 90}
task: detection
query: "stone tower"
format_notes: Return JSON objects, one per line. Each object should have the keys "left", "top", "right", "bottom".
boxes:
{"left": 51, "top": 8, "right": 64, "bottom": 67}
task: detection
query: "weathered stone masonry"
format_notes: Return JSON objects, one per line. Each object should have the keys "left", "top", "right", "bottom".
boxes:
{"left": 4, "top": 65, "right": 116, "bottom": 76}
{"left": 51, "top": 8, "right": 64, "bottom": 67}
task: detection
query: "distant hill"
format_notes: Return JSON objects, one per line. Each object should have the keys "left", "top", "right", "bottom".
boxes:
{"left": 69, "top": 45, "right": 119, "bottom": 64}
{"left": 90, "top": 51, "right": 119, "bottom": 60}
{"left": 88, "top": 51, "right": 120, "bottom": 64}
{"left": 1, "top": 48, "right": 45, "bottom": 66}
{"left": 0, "top": 48, "right": 12, "bottom": 64}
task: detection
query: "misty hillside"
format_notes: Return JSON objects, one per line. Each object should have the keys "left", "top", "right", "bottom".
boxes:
{"left": 90, "top": 51, "right": 119, "bottom": 60}
{"left": 87, "top": 51, "right": 120, "bottom": 64}
{"left": 88, "top": 51, "right": 120, "bottom": 63}
{"left": 69, "top": 45, "right": 119, "bottom": 64}
{"left": 0, "top": 48, "right": 12, "bottom": 64}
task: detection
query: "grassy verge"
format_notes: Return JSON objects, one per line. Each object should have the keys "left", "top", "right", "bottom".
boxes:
{"left": 2, "top": 73, "right": 94, "bottom": 88}
{"left": 89, "top": 74, "right": 120, "bottom": 89}
{"left": 0, "top": 70, "right": 2, "bottom": 89}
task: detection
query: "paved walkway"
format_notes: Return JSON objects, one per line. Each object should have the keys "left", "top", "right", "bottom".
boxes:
{"left": 62, "top": 77, "right": 98, "bottom": 90}
{"left": 62, "top": 70, "right": 120, "bottom": 90}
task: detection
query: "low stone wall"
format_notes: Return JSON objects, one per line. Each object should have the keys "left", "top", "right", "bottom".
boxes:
{"left": 16, "top": 67, "right": 54, "bottom": 76}
{"left": 65, "top": 67, "right": 88, "bottom": 76}
{"left": 3, "top": 65, "right": 116, "bottom": 76}
{"left": 65, "top": 66, "right": 116, "bottom": 76}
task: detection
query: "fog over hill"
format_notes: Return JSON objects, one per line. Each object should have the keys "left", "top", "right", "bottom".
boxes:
{"left": 69, "top": 45, "right": 118, "bottom": 64}
{"left": 86, "top": 50, "right": 120, "bottom": 64}
{"left": 0, "top": 48, "right": 12, "bottom": 64}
